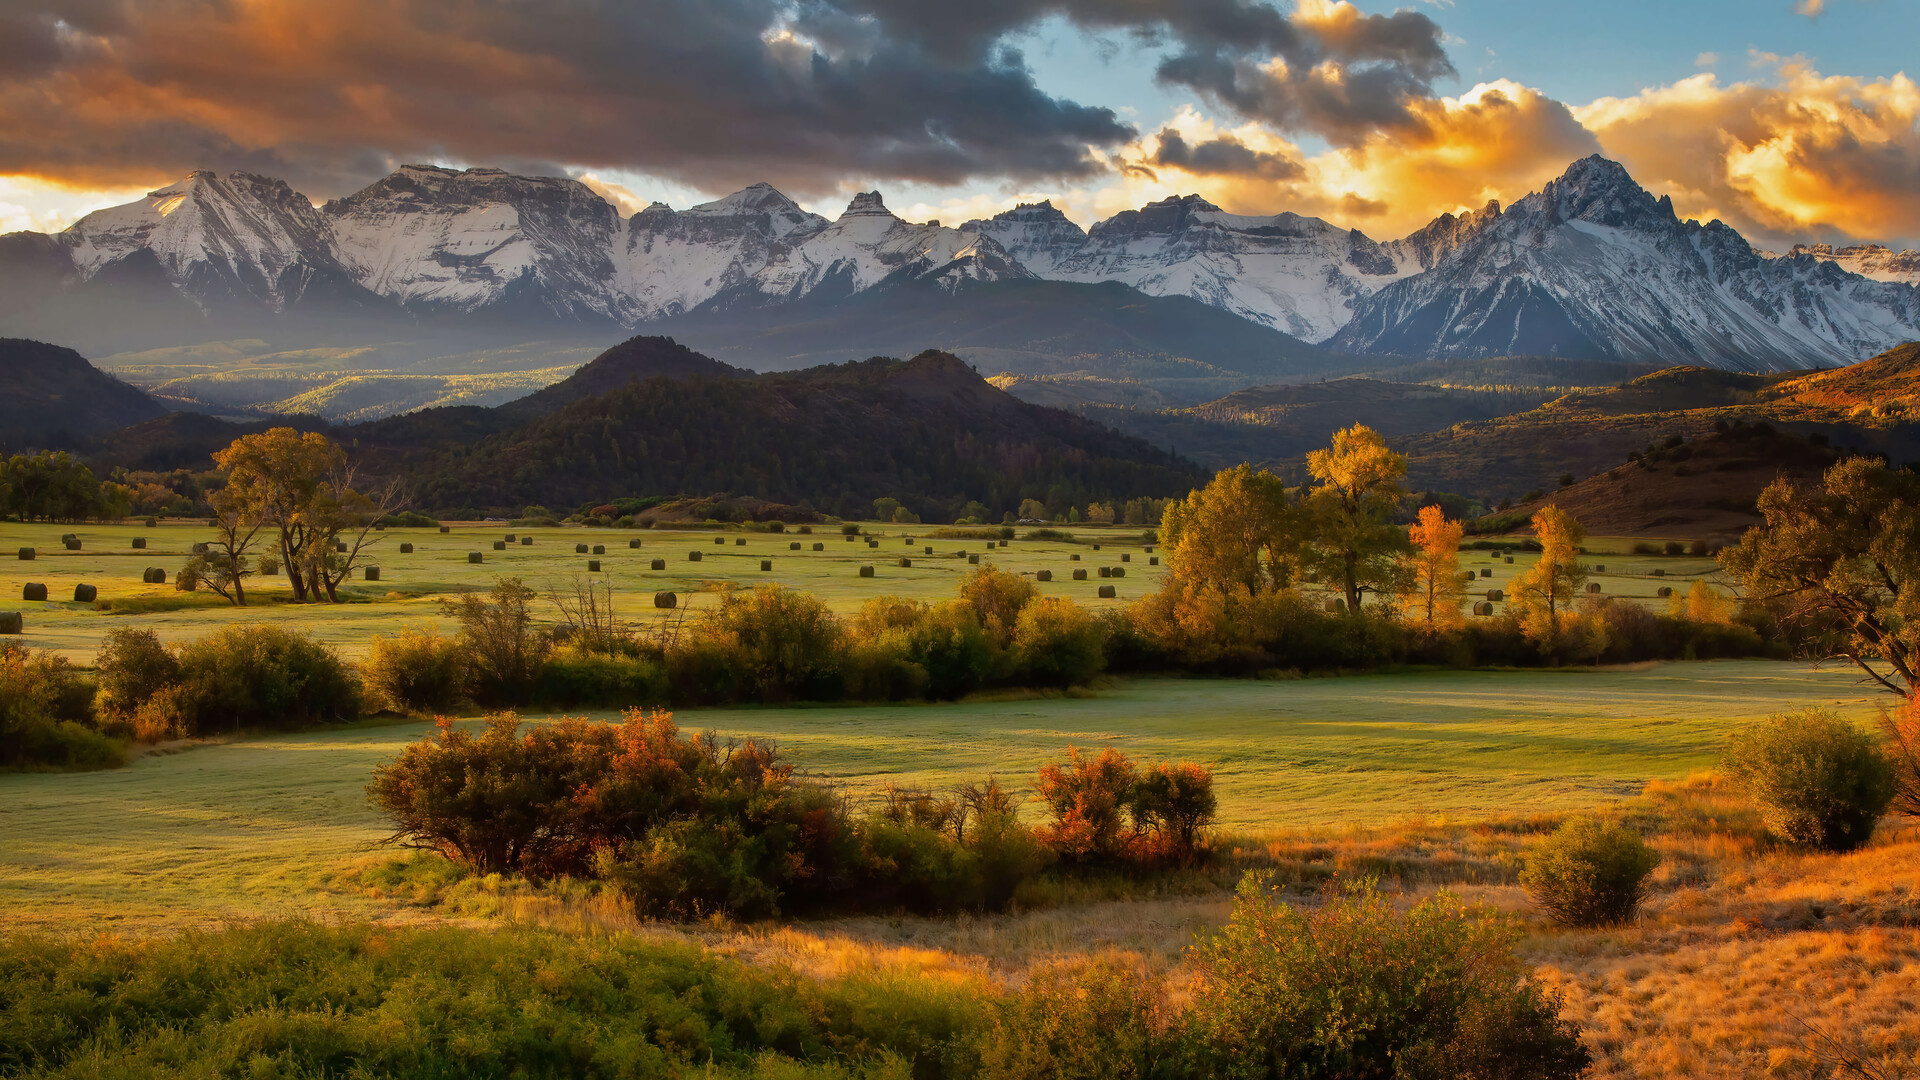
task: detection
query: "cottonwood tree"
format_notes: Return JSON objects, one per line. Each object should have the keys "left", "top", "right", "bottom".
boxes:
{"left": 1511, "top": 506, "right": 1588, "bottom": 648}
{"left": 1160, "top": 464, "right": 1298, "bottom": 594}
{"left": 1303, "top": 425, "right": 1410, "bottom": 613}
{"left": 214, "top": 428, "right": 402, "bottom": 603}
{"left": 1721, "top": 456, "right": 1920, "bottom": 697}
{"left": 1400, "top": 504, "right": 1466, "bottom": 639}
{"left": 186, "top": 486, "right": 267, "bottom": 606}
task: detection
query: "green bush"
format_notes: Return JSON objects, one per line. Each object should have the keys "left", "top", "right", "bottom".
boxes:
{"left": 1185, "top": 874, "right": 1590, "bottom": 1079}
{"left": 0, "top": 644, "right": 120, "bottom": 772}
{"left": 1723, "top": 708, "right": 1896, "bottom": 851}
{"left": 901, "top": 601, "right": 994, "bottom": 699}
{"left": 697, "top": 584, "right": 846, "bottom": 701}
{"left": 974, "top": 960, "right": 1178, "bottom": 1080}
{"left": 441, "top": 577, "right": 547, "bottom": 705}
{"left": 1131, "top": 762, "right": 1217, "bottom": 864}
{"left": 378, "top": 510, "right": 440, "bottom": 528}
{"left": 532, "top": 647, "right": 665, "bottom": 708}
{"left": 163, "top": 624, "right": 361, "bottom": 736}
{"left": 93, "top": 627, "right": 180, "bottom": 726}
{"left": 1010, "top": 595, "right": 1106, "bottom": 686}
{"left": 1520, "top": 816, "right": 1660, "bottom": 927}
{"left": 362, "top": 627, "right": 467, "bottom": 714}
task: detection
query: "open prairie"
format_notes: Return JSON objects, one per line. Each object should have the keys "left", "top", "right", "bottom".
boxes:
{"left": 0, "top": 520, "right": 1730, "bottom": 662}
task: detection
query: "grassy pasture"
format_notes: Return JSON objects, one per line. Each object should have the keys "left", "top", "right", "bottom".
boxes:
{"left": 0, "top": 520, "right": 1731, "bottom": 662}
{"left": 0, "top": 661, "right": 1880, "bottom": 934}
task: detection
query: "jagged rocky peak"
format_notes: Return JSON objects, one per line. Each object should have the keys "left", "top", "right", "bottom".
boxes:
{"left": 325, "top": 164, "right": 614, "bottom": 220}
{"left": 1523, "top": 155, "right": 1671, "bottom": 230}
{"left": 657, "top": 182, "right": 828, "bottom": 240}
{"left": 840, "top": 191, "right": 894, "bottom": 218}
{"left": 1789, "top": 242, "right": 1920, "bottom": 284}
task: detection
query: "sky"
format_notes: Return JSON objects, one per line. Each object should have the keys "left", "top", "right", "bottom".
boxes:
{"left": 2, "top": 0, "right": 1918, "bottom": 251}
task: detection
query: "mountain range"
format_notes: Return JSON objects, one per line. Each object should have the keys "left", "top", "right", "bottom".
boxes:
{"left": 1, "top": 156, "right": 1916, "bottom": 375}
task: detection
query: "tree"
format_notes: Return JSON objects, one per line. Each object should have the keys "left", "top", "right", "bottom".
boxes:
{"left": 186, "top": 490, "right": 266, "bottom": 606}
{"left": 872, "top": 497, "right": 903, "bottom": 522}
{"left": 1084, "top": 502, "right": 1115, "bottom": 524}
{"left": 1, "top": 452, "right": 104, "bottom": 522}
{"left": 1302, "top": 425, "right": 1409, "bottom": 613}
{"left": 1510, "top": 506, "right": 1587, "bottom": 648}
{"left": 442, "top": 577, "right": 547, "bottom": 704}
{"left": 1721, "top": 457, "right": 1920, "bottom": 698}
{"left": 1160, "top": 465, "right": 1297, "bottom": 595}
{"left": 1017, "top": 498, "right": 1047, "bottom": 521}
{"left": 1399, "top": 504, "right": 1466, "bottom": 639}
{"left": 214, "top": 428, "right": 402, "bottom": 603}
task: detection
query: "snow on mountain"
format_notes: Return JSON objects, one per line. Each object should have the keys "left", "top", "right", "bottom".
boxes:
{"left": 959, "top": 201, "right": 1088, "bottom": 275}
{"left": 1328, "top": 156, "right": 1920, "bottom": 371}
{"left": 324, "top": 165, "right": 633, "bottom": 324}
{"left": 615, "top": 183, "right": 829, "bottom": 318}
{"left": 745, "top": 191, "right": 989, "bottom": 301}
{"left": 1787, "top": 243, "right": 1920, "bottom": 285}
{"left": 63, "top": 171, "right": 348, "bottom": 310}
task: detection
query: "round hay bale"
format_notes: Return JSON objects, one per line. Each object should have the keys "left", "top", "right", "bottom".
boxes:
{"left": 654, "top": 591, "right": 678, "bottom": 609}
{"left": 1480, "top": 568, "right": 1492, "bottom": 578}
{"left": 1070, "top": 553, "right": 1082, "bottom": 561}
{"left": 1594, "top": 564, "right": 1606, "bottom": 573}
{"left": 63, "top": 537, "right": 80, "bottom": 551}
{"left": 177, "top": 570, "right": 199, "bottom": 591}
{"left": 1112, "top": 567, "right": 1126, "bottom": 578}
{"left": 131, "top": 537, "right": 147, "bottom": 550}
{"left": 898, "top": 557, "right": 913, "bottom": 567}
{"left": 735, "top": 538, "right": 746, "bottom": 546}
{"left": 1072, "top": 568, "right": 1088, "bottom": 581}
{"left": 1586, "top": 582, "right": 1601, "bottom": 593}
{"left": 629, "top": 539, "right": 643, "bottom": 549}
{"left": 439, "top": 526, "right": 451, "bottom": 534}
{"left": 144, "top": 518, "right": 157, "bottom": 528}
{"left": 859, "top": 565, "right": 875, "bottom": 578}
{"left": 867, "top": 539, "right": 879, "bottom": 548}
{"left": 1092, "top": 544, "right": 1101, "bottom": 551}
{"left": 335, "top": 541, "right": 347, "bottom": 553}
{"left": 812, "top": 542, "right": 824, "bottom": 551}
{"left": 575, "top": 543, "right": 589, "bottom": 553}
{"left": 504, "top": 534, "right": 516, "bottom": 543}
{"left": 1149, "top": 556, "right": 1160, "bottom": 566}
{"left": 365, "top": 567, "right": 380, "bottom": 581}
{"left": 798, "top": 526, "right": 812, "bottom": 534}
{"left": 522, "top": 537, "right": 533, "bottom": 546}
{"left": 1651, "top": 568, "right": 1666, "bottom": 577}
{"left": 1121, "top": 553, "right": 1130, "bottom": 562}
{"left": 1504, "top": 556, "right": 1514, "bottom": 564}
{"left": 1474, "top": 602, "right": 1495, "bottom": 616}
{"left": 592, "top": 545, "right": 606, "bottom": 555}
{"left": 714, "top": 537, "right": 725, "bottom": 545}
{"left": 1098, "top": 585, "right": 1117, "bottom": 598}
{"left": 760, "top": 560, "right": 772, "bottom": 571}
{"left": 17, "top": 548, "right": 32, "bottom": 560}
{"left": 468, "top": 552, "right": 483, "bottom": 564}
{"left": 1460, "top": 571, "right": 1477, "bottom": 583}
{"left": 1324, "top": 598, "right": 1345, "bottom": 614}
{"left": 1486, "top": 589, "right": 1504, "bottom": 601}
{"left": 1036, "top": 570, "right": 1053, "bottom": 582}
{"left": 689, "top": 551, "right": 703, "bottom": 562}
{"left": 968, "top": 554, "right": 980, "bottom": 565}
{"left": 400, "top": 543, "right": 414, "bottom": 554}
{"left": 588, "top": 560, "right": 600, "bottom": 572}
{"left": 924, "top": 546, "right": 933, "bottom": 555}
{"left": 493, "top": 541, "right": 507, "bottom": 550}
{"left": 192, "top": 542, "right": 209, "bottom": 555}
{"left": 73, "top": 583, "right": 97, "bottom": 603}
{"left": 790, "top": 541, "right": 802, "bottom": 550}
{"left": 904, "top": 537, "right": 914, "bottom": 545}
{"left": 1144, "top": 546, "right": 1154, "bottom": 554}
{"left": 22, "top": 583, "right": 47, "bottom": 602}
{"left": 1098, "top": 566, "right": 1112, "bottom": 578}
{"left": 1656, "top": 586, "right": 1673, "bottom": 598}
{"left": 647, "top": 558, "right": 666, "bottom": 570}
{"left": 0, "top": 611, "right": 20, "bottom": 634}
{"left": 375, "top": 523, "right": 386, "bottom": 531}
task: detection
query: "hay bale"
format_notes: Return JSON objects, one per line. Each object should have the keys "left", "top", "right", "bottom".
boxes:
{"left": 1092, "top": 543, "right": 1101, "bottom": 551}
{"left": 898, "top": 557, "right": 913, "bottom": 567}
{"left": 1072, "top": 569, "right": 1088, "bottom": 581}
{"left": 1651, "top": 568, "right": 1666, "bottom": 577}
{"left": 1098, "top": 585, "right": 1117, "bottom": 598}
{"left": 1586, "top": 582, "right": 1601, "bottom": 593}
{"left": 1036, "top": 570, "right": 1053, "bottom": 582}
{"left": 468, "top": 552, "right": 483, "bottom": 564}
{"left": 400, "top": 543, "right": 414, "bottom": 554}
{"left": 1070, "top": 553, "right": 1082, "bottom": 561}
{"left": 493, "top": 541, "right": 507, "bottom": 550}
{"left": 1098, "top": 566, "right": 1112, "bottom": 578}
{"left": 1486, "top": 589, "right": 1503, "bottom": 601}
{"left": 522, "top": 537, "right": 533, "bottom": 546}
{"left": 588, "top": 560, "right": 600, "bottom": 572}
{"left": 859, "top": 565, "right": 875, "bottom": 578}
{"left": 1324, "top": 598, "right": 1345, "bottom": 613}
{"left": 144, "top": 518, "right": 157, "bottom": 528}
{"left": 689, "top": 551, "right": 703, "bottom": 562}
{"left": 63, "top": 537, "right": 80, "bottom": 551}
{"left": 177, "top": 571, "right": 199, "bottom": 592}
{"left": 0, "top": 612, "right": 19, "bottom": 634}
{"left": 375, "top": 524, "right": 386, "bottom": 531}
{"left": 1460, "top": 571, "right": 1477, "bottom": 583}
{"left": 259, "top": 560, "right": 279, "bottom": 576}
{"left": 192, "top": 542, "right": 209, "bottom": 555}
{"left": 365, "top": 567, "right": 380, "bottom": 581}
{"left": 1656, "top": 586, "right": 1673, "bottom": 598}
{"left": 812, "top": 542, "right": 824, "bottom": 551}
{"left": 654, "top": 591, "right": 678, "bottom": 609}
{"left": 1121, "top": 553, "right": 1130, "bottom": 562}
{"left": 761, "top": 560, "right": 772, "bottom": 571}
{"left": 505, "top": 534, "right": 516, "bottom": 543}
{"left": 867, "top": 539, "right": 879, "bottom": 548}
{"left": 1149, "top": 556, "right": 1160, "bottom": 566}
{"left": 798, "top": 525, "right": 813, "bottom": 534}
{"left": 714, "top": 537, "right": 726, "bottom": 545}
{"left": 735, "top": 538, "right": 746, "bottom": 546}
{"left": 1504, "top": 555, "right": 1514, "bottom": 564}
{"left": 146, "top": 568, "right": 167, "bottom": 584}
{"left": 790, "top": 542, "right": 802, "bottom": 550}
{"left": 335, "top": 541, "right": 347, "bottom": 553}
{"left": 592, "top": 545, "right": 606, "bottom": 555}
{"left": 650, "top": 559, "right": 666, "bottom": 570}
{"left": 22, "top": 583, "right": 47, "bottom": 602}
{"left": 73, "top": 583, "right": 97, "bottom": 603}
{"left": 439, "top": 526, "right": 451, "bottom": 534}
{"left": 1112, "top": 567, "right": 1126, "bottom": 578}
{"left": 1144, "top": 546, "right": 1154, "bottom": 554}
{"left": 575, "top": 543, "right": 589, "bottom": 553}
{"left": 924, "top": 546, "right": 933, "bottom": 555}
{"left": 630, "top": 539, "right": 643, "bottom": 549}
{"left": 1594, "top": 564, "right": 1606, "bottom": 573}
{"left": 132, "top": 537, "right": 147, "bottom": 550}
{"left": 968, "top": 554, "right": 980, "bottom": 565}
{"left": 1480, "top": 568, "right": 1492, "bottom": 578}
{"left": 1474, "top": 602, "right": 1495, "bottom": 616}
{"left": 17, "top": 548, "right": 32, "bottom": 560}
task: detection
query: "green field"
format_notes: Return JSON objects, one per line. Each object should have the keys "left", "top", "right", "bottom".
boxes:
{"left": 0, "top": 661, "right": 1878, "bottom": 933}
{"left": 0, "top": 520, "right": 1729, "bottom": 662}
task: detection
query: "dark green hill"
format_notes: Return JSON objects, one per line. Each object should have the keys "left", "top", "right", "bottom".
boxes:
{"left": 0, "top": 337, "right": 168, "bottom": 449}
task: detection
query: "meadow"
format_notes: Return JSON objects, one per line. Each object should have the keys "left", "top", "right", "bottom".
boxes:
{"left": 0, "top": 519, "right": 1730, "bottom": 662}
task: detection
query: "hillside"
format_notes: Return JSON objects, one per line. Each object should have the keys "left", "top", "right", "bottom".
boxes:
{"left": 0, "top": 338, "right": 168, "bottom": 449}
{"left": 354, "top": 339, "right": 1202, "bottom": 518}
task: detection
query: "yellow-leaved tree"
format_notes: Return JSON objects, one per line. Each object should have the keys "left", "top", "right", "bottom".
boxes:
{"left": 1160, "top": 465, "right": 1298, "bottom": 595}
{"left": 1400, "top": 504, "right": 1466, "bottom": 639}
{"left": 1303, "top": 425, "right": 1409, "bottom": 614}
{"left": 1510, "top": 505, "right": 1587, "bottom": 649}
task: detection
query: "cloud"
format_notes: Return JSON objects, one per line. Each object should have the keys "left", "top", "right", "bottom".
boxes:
{"left": 1150, "top": 127, "right": 1303, "bottom": 181}
{"left": 1577, "top": 62, "right": 1920, "bottom": 247}
{"left": 1796, "top": 0, "right": 1826, "bottom": 16}
{"left": 1695, "top": 52, "right": 1718, "bottom": 67}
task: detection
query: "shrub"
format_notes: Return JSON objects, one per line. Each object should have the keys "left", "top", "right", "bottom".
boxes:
{"left": 363, "top": 627, "right": 467, "bottom": 714}
{"left": 441, "top": 577, "right": 547, "bottom": 705}
{"left": 0, "top": 644, "right": 120, "bottom": 771}
{"left": 1723, "top": 708, "right": 1895, "bottom": 851}
{"left": 164, "top": 624, "right": 361, "bottom": 735}
{"left": 957, "top": 566, "right": 1037, "bottom": 646}
{"left": 1131, "top": 761, "right": 1217, "bottom": 864}
{"left": 1186, "top": 874, "right": 1590, "bottom": 1080}
{"left": 901, "top": 601, "right": 994, "bottom": 699}
{"left": 379, "top": 510, "right": 440, "bottom": 528}
{"left": 1010, "top": 596, "right": 1106, "bottom": 686}
{"left": 1035, "top": 746, "right": 1139, "bottom": 863}
{"left": 1663, "top": 540, "right": 1686, "bottom": 556}
{"left": 93, "top": 627, "right": 180, "bottom": 725}
{"left": 696, "top": 584, "right": 845, "bottom": 701}
{"left": 975, "top": 960, "right": 1180, "bottom": 1080}
{"left": 1520, "top": 816, "right": 1660, "bottom": 927}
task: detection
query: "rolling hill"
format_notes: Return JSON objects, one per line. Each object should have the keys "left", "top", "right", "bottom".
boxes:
{"left": 0, "top": 338, "right": 168, "bottom": 449}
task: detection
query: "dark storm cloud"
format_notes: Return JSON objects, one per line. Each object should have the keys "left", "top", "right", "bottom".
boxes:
{"left": 0, "top": 0, "right": 1455, "bottom": 199}
{"left": 1151, "top": 128, "right": 1302, "bottom": 181}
